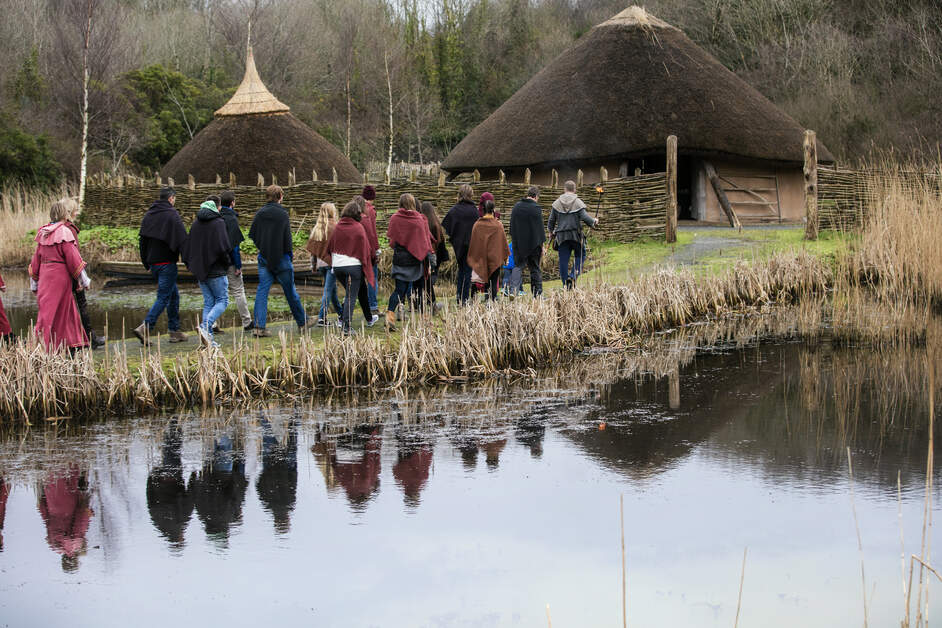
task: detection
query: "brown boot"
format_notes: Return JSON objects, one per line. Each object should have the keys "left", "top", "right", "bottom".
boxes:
{"left": 133, "top": 322, "right": 149, "bottom": 346}
{"left": 385, "top": 310, "right": 397, "bottom": 332}
{"left": 168, "top": 330, "right": 187, "bottom": 343}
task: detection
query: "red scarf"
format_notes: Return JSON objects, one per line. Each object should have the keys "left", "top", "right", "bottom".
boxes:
{"left": 387, "top": 209, "right": 433, "bottom": 262}
{"left": 327, "top": 217, "right": 374, "bottom": 285}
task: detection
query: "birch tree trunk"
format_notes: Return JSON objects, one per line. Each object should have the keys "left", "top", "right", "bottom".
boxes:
{"left": 79, "top": 0, "right": 93, "bottom": 207}
{"left": 385, "top": 48, "right": 393, "bottom": 176}
{"left": 345, "top": 75, "right": 352, "bottom": 159}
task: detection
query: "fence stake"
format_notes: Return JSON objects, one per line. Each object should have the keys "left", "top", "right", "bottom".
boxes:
{"left": 666, "top": 135, "right": 678, "bottom": 243}
{"left": 804, "top": 129, "right": 819, "bottom": 241}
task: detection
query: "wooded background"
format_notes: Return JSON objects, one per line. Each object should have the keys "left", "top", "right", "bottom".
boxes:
{"left": 3, "top": 0, "right": 941, "bottom": 188}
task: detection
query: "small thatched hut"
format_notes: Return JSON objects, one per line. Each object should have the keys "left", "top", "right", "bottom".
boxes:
{"left": 441, "top": 7, "right": 834, "bottom": 223}
{"left": 161, "top": 47, "right": 359, "bottom": 185}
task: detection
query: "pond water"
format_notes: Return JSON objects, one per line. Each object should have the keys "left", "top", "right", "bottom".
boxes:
{"left": 0, "top": 335, "right": 939, "bottom": 627}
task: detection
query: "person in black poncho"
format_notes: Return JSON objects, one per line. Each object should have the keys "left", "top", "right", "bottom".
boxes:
{"left": 509, "top": 185, "right": 547, "bottom": 297}
{"left": 249, "top": 185, "right": 308, "bottom": 337}
{"left": 135, "top": 186, "right": 188, "bottom": 345}
{"left": 442, "top": 183, "right": 479, "bottom": 305}
{"left": 182, "top": 197, "right": 231, "bottom": 348}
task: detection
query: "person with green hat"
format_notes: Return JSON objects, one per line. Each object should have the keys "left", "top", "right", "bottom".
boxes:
{"left": 182, "top": 196, "right": 231, "bottom": 348}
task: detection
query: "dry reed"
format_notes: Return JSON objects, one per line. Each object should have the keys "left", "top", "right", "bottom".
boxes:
{"left": 0, "top": 183, "right": 73, "bottom": 267}
{"left": 0, "top": 251, "right": 831, "bottom": 422}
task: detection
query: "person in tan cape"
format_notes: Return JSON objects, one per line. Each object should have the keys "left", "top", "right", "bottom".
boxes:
{"left": 467, "top": 199, "right": 510, "bottom": 301}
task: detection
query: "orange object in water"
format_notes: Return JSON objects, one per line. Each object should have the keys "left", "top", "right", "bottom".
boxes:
{"left": 598, "top": 422, "right": 606, "bottom": 430}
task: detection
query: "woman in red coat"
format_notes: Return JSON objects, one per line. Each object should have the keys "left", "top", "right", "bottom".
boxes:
{"left": 29, "top": 198, "right": 90, "bottom": 351}
{"left": 0, "top": 271, "right": 11, "bottom": 340}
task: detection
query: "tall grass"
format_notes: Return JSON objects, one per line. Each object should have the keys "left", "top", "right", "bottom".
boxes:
{"left": 0, "top": 251, "right": 831, "bottom": 422}
{"left": 0, "top": 183, "right": 74, "bottom": 267}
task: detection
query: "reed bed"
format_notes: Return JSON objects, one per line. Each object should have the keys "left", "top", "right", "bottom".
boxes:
{"left": 0, "top": 183, "right": 73, "bottom": 267}
{"left": 0, "top": 251, "right": 831, "bottom": 422}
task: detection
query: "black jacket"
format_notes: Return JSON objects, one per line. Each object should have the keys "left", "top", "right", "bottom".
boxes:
{"left": 139, "top": 199, "right": 187, "bottom": 269}
{"left": 249, "top": 202, "right": 293, "bottom": 271}
{"left": 441, "top": 200, "right": 479, "bottom": 260}
{"left": 509, "top": 198, "right": 546, "bottom": 261}
{"left": 182, "top": 207, "right": 231, "bottom": 281}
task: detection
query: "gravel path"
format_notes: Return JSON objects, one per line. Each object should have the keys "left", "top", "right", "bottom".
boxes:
{"left": 666, "top": 224, "right": 797, "bottom": 267}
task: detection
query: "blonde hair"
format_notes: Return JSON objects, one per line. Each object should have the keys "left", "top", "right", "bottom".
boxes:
{"left": 399, "top": 193, "right": 416, "bottom": 212}
{"left": 310, "top": 202, "right": 338, "bottom": 242}
{"left": 50, "top": 197, "right": 79, "bottom": 223}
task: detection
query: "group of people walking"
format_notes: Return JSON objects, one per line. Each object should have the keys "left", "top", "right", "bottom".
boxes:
{"left": 8, "top": 178, "right": 598, "bottom": 352}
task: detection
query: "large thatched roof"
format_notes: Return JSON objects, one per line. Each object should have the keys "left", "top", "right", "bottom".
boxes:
{"left": 442, "top": 6, "right": 833, "bottom": 172}
{"left": 161, "top": 47, "right": 359, "bottom": 184}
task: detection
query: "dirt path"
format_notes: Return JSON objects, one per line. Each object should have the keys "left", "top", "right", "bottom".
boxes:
{"left": 665, "top": 225, "right": 797, "bottom": 267}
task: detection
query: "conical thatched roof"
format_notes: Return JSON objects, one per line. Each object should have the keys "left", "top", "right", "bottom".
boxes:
{"left": 161, "top": 47, "right": 360, "bottom": 184}
{"left": 215, "top": 47, "right": 289, "bottom": 117}
{"left": 442, "top": 6, "right": 833, "bottom": 172}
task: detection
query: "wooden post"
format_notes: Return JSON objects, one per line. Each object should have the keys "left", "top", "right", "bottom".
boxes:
{"left": 291, "top": 167, "right": 297, "bottom": 186}
{"left": 669, "top": 367, "right": 680, "bottom": 410}
{"left": 363, "top": 172, "right": 369, "bottom": 185}
{"left": 155, "top": 174, "right": 162, "bottom": 186}
{"left": 257, "top": 173, "right": 264, "bottom": 187}
{"left": 499, "top": 170, "right": 506, "bottom": 184}
{"left": 704, "top": 161, "right": 741, "bottom": 230}
{"left": 576, "top": 169, "right": 583, "bottom": 188}
{"left": 438, "top": 171, "right": 446, "bottom": 187}
{"left": 229, "top": 172, "right": 236, "bottom": 187}
{"left": 167, "top": 177, "right": 174, "bottom": 187}
{"left": 271, "top": 174, "right": 278, "bottom": 186}
{"left": 215, "top": 174, "right": 222, "bottom": 185}
{"left": 665, "top": 135, "right": 678, "bottom": 243}
{"left": 472, "top": 169, "right": 480, "bottom": 182}
{"left": 524, "top": 168, "right": 531, "bottom": 186}
{"left": 634, "top": 167, "right": 642, "bottom": 177}
{"left": 600, "top": 166, "right": 608, "bottom": 183}
{"left": 804, "top": 129, "right": 819, "bottom": 241}
{"left": 332, "top": 167, "right": 338, "bottom": 184}
{"left": 187, "top": 174, "right": 195, "bottom": 190}
{"left": 551, "top": 169, "right": 558, "bottom": 189}
{"left": 410, "top": 169, "right": 417, "bottom": 182}
{"left": 312, "top": 169, "right": 318, "bottom": 182}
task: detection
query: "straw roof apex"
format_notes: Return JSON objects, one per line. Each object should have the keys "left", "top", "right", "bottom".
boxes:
{"left": 600, "top": 6, "right": 674, "bottom": 30}
{"left": 215, "top": 45, "right": 290, "bottom": 117}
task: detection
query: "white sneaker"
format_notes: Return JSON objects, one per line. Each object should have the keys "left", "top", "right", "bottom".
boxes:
{"left": 366, "top": 314, "right": 380, "bottom": 327}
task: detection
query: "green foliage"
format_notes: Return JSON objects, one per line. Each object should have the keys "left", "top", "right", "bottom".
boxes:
{"left": 0, "top": 114, "right": 62, "bottom": 188}
{"left": 121, "top": 65, "right": 230, "bottom": 171}
{"left": 12, "top": 48, "right": 43, "bottom": 108}
{"left": 77, "top": 226, "right": 139, "bottom": 252}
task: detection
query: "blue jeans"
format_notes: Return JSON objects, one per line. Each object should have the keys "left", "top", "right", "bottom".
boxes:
{"left": 367, "top": 268, "right": 378, "bottom": 312}
{"left": 255, "top": 254, "right": 306, "bottom": 329}
{"left": 199, "top": 275, "right": 229, "bottom": 340}
{"left": 318, "top": 267, "right": 343, "bottom": 320}
{"left": 558, "top": 240, "right": 585, "bottom": 286}
{"left": 455, "top": 255, "right": 472, "bottom": 304}
{"left": 387, "top": 278, "right": 413, "bottom": 312}
{"left": 145, "top": 263, "right": 180, "bottom": 331}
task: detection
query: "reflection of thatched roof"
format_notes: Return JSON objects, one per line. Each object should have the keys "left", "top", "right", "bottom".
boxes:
{"left": 442, "top": 6, "right": 834, "bottom": 172}
{"left": 215, "top": 47, "right": 289, "bottom": 117}
{"left": 161, "top": 48, "right": 360, "bottom": 184}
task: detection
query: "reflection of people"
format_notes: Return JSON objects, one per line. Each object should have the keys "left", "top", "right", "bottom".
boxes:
{"left": 313, "top": 426, "right": 382, "bottom": 511}
{"left": 256, "top": 418, "right": 298, "bottom": 533}
{"left": 192, "top": 432, "right": 247, "bottom": 546}
{"left": 0, "top": 476, "right": 9, "bottom": 550}
{"left": 481, "top": 437, "right": 507, "bottom": 471}
{"left": 516, "top": 415, "right": 546, "bottom": 459}
{"left": 146, "top": 418, "right": 194, "bottom": 550}
{"left": 37, "top": 464, "right": 93, "bottom": 572}
{"left": 392, "top": 438, "right": 433, "bottom": 507}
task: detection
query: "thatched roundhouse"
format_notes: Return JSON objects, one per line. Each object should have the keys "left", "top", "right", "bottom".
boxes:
{"left": 161, "top": 48, "right": 359, "bottom": 185}
{"left": 441, "top": 7, "right": 834, "bottom": 223}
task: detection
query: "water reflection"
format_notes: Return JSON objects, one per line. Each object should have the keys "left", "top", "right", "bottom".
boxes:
{"left": 192, "top": 428, "right": 247, "bottom": 547}
{"left": 392, "top": 434, "right": 433, "bottom": 507}
{"left": 256, "top": 417, "right": 298, "bottom": 533}
{"left": 313, "top": 426, "right": 383, "bottom": 511}
{"left": 146, "top": 418, "right": 194, "bottom": 551}
{"left": 0, "top": 476, "right": 8, "bottom": 551}
{"left": 37, "top": 464, "right": 93, "bottom": 572}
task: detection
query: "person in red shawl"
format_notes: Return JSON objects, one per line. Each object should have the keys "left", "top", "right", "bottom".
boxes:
{"left": 361, "top": 186, "right": 381, "bottom": 314}
{"left": 0, "top": 476, "right": 8, "bottom": 551}
{"left": 0, "top": 271, "right": 12, "bottom": 342}
{"left": 326, "top": 200, "right": 377, "bottom": 335}
{"left": 37, "top": 464, "right": 93, "bottom": 572}
{"left": 392, "top": 439, "right": 433, "bottom": 508}
{"left": 467, "top": 199, "right": 510, "bottom": 301}
{"left": 63, "top": 202, "right": 105, "bottom": 348}
{"left": 29, "top": 198, "right": 91, "bottom": 352}
{"left": 385, "top": 193, "right": 435, "bottom": 331}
